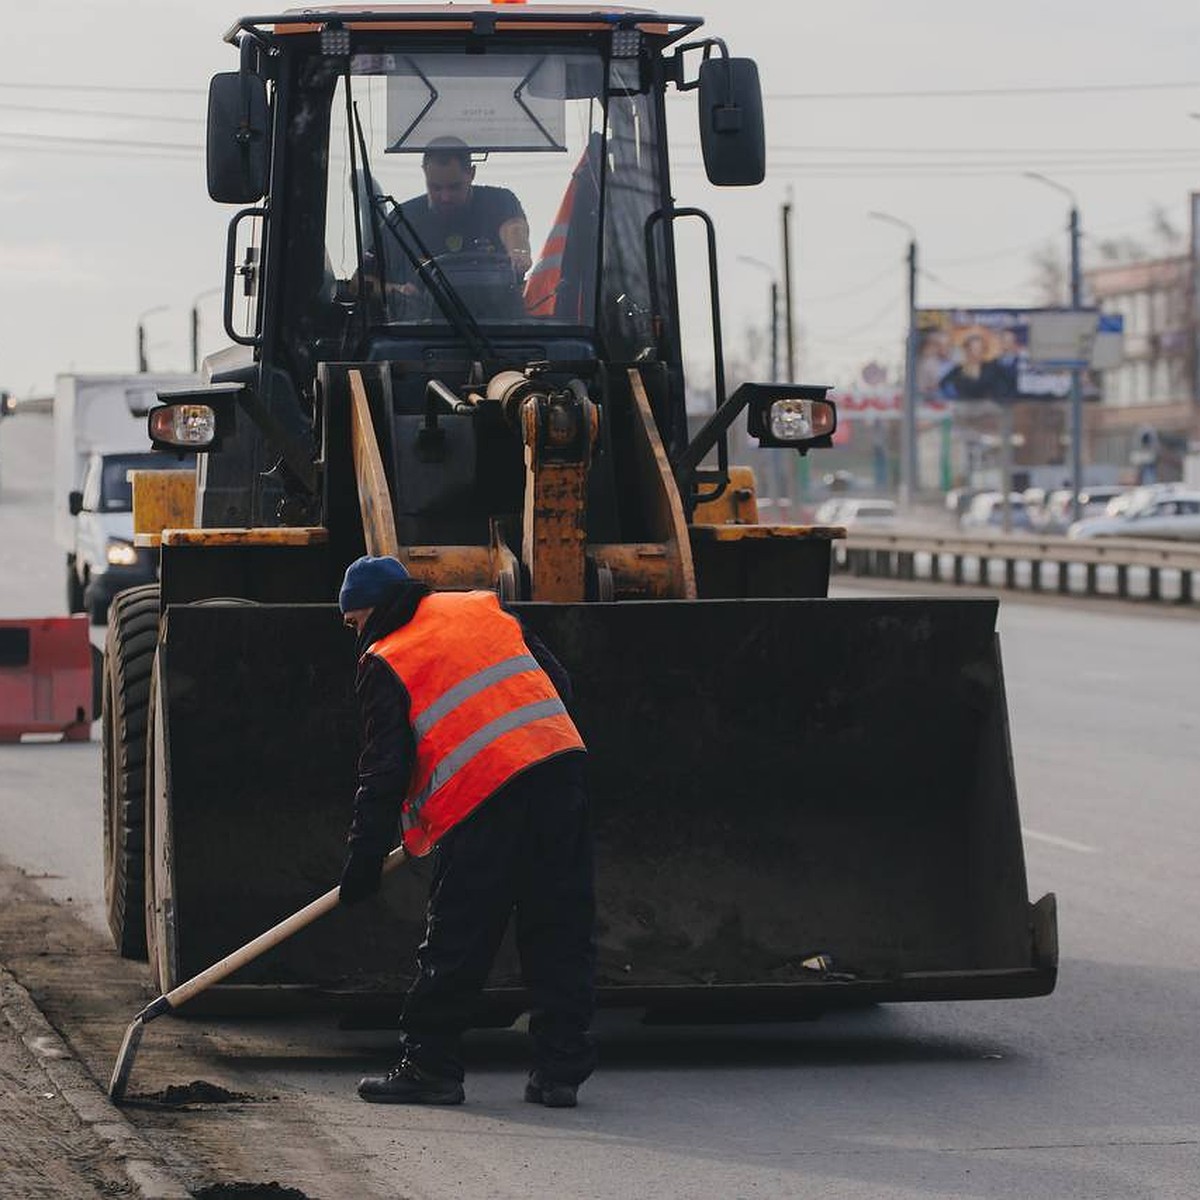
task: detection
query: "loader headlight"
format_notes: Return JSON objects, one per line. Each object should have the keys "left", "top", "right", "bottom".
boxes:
{"left": 745, "top": 386, "right": 837, "bottom": 451}
{"left": 769, "top": 398, "right": 835, "bottom": 441}
{"left": 106, "top": 539, "right": 138, "bottom": 567}
{"left": 148, "top": 403, "right": 216, "bottom": 449}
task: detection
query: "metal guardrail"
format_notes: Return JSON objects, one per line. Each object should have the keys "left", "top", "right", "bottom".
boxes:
{"left": 836, "top": 529, "right": 1200, "bottom": 605}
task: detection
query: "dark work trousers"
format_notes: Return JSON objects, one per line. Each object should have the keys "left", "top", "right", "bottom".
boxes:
{"left": 399, "top": 752, "right": 597, "bottom": 1085}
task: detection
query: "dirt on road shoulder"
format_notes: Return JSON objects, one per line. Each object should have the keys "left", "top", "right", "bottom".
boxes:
{"left": 0, "top": 859, "right": 381, "bottom": 1198}
{"left": 0, "top": 969, "right": 138, "bottom": 1198}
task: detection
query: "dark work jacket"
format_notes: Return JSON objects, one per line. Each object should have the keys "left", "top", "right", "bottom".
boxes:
{"left": 348, "top": 580, "right": 580, "bottom": 857}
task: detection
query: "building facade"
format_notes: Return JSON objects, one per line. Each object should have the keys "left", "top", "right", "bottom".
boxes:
{"left": 1085, "top": 251, "right": 1195, "bottom": 482}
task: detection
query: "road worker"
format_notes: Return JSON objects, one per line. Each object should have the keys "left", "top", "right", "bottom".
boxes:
{"left": 337, "top": 555, "right": 597, "bottom": 1107}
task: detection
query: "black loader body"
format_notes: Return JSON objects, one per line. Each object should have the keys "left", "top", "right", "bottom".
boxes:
{"left": 103, "top": 5, "right": 1055, "bottom": 1014}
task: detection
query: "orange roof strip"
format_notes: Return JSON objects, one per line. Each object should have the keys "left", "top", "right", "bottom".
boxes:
{"left": 276, "top": 4, "right": 656, "bottom": 15}
{"left": 269, "top": 5, "right": 682, "bottom": 35}
{"left": 273, "top": 19, "right": 616, "bottom": 34}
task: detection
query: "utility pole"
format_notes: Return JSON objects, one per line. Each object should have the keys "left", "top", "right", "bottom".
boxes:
{"left": 781, "top": 198, "right": 802, "bottom": 513}
{"left": 1068, "top": 204, "right": 1083, "bottom": 525}
{"left": 769, "top": 280, "right": 779, "bottom": 382}
{"left": 781, "top": 200, "right": 796, "bottom": 384}
{"left": 869, "top": 212, "right": 919, "bottom": 506}
{"left": 1026, "top": 172, "right": 1085, "bottom": 524}
{"left": 905, "top": 237, "right": 918, "bottom": 505}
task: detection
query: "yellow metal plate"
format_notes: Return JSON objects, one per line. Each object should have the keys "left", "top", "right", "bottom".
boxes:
{"left": 131, "top": 469, "right": 197, "bottom": 546}
{"left": 159, "top": 528, "right": 328, "bottom": 547}
{"left": 690, "top": 524, "right": 847, "bottom": 542}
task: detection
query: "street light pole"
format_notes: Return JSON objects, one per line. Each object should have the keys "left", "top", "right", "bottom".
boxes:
{"left": 868, "top": 211, "right": 919, "bottom": 506}
{"left": 1069, "top": 205, "right": 1083, "bottom": 525}
{"left": 738, "top": 254, "right": 783, "bottom": 510}
{"left": 1025, "top": 171, "right": 1084, "bottom": 524}
{"left": 736, "top": 256, "right": 779, "bottom": 380}
{"left": 781, "top": 199, "right": 796, "bottom": 384}
{"left": 769, "top": 281, "right": 779, "bottom": 382}
{"left": 190, "top": 287, "right": 224, "bottom": 373}
{"left": 136, "top": 305, "right": 169, "bottom": 373}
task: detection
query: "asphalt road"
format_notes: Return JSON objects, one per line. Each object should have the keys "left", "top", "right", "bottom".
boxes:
{"left": 2, "top": 409, "right": 1198, "bottom": 1197}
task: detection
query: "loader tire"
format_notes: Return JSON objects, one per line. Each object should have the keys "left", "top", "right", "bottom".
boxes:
{"left": 101, "top": 584, "right": 160, "bottom": 960}
{"left": 66, "top": 555, "right": 85, "bottom": 614}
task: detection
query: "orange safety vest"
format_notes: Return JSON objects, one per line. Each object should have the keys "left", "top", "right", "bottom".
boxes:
{"left": 523, "top": 140, "right": 597, "bottom": 320}
{"left": 366, "top": 591, "right": 585, "bottom": 857}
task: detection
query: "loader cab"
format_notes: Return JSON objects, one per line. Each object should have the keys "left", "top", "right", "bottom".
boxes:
{"left": 204, "top": 10, "right": 771, "bottom": 519}
{"left": 215, "top": 13, "right": 715, "bottom": 373}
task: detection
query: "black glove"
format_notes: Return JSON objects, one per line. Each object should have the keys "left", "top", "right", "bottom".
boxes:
{"left": 339, "top": 848, "right": 385, "bottom": 906}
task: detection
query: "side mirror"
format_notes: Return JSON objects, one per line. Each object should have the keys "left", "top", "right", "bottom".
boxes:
{"left": 698, "top": 57, "right": 765, "bottom": 187}
{"left": 207, "top": 71, "right": 270, "bottom": 203}
{"left": 69, "top": 490, "right": 84, "bottom": 516}
{"left": 0, "top": 391, "right": 11, "bottom": 418}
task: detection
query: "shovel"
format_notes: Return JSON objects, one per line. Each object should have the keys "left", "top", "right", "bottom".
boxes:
{"left": 109, "top": 846, "right": 407, "bottom": 1103}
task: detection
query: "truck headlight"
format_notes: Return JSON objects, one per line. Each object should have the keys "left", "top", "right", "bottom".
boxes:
{"left": 148, "top": 403, "right": 216, "bottom": 448}
{"left": 106, "top": 540, "right": 138, "bottom": 566}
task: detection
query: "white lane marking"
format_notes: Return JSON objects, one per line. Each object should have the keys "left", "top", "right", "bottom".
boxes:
{"left": 1021, "top": 827, "right": 1099, "bottom": 854}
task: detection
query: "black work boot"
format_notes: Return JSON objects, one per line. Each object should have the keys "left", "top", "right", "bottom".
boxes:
{"left": 358, "top": 1059, "right": 464, "bottom": 1105}
{"left": 524, "top": 1070, "right": 578, "bottom": 1108}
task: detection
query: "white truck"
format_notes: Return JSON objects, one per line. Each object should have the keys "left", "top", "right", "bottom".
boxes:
{"left": 54, "top": 373, "right": 198, "bottom": 622}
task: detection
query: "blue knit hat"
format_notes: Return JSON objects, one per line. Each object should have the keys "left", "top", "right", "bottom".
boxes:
{"left": 338, "top": 555, "right": 410, "bottom": 612}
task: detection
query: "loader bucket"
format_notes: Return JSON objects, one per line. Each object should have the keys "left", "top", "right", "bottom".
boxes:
{"left": 150, "top": 596, "right": 1055, "bottom": 1011}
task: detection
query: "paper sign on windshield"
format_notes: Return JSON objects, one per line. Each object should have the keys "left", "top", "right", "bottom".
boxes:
{"left": 377, "top": 53, "right": 568, "bottom": 153}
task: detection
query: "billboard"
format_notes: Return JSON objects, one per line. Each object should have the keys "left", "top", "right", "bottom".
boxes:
{"left": 916, "top": 308, "right": 1104, "bottom": 403}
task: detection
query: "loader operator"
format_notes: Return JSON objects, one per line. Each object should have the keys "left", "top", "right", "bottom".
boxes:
{"left": 379, "top": 135, "right": 532, "bottom": 312}
{"left": 337, "top": 555, "right": 597, "bottom": 1108}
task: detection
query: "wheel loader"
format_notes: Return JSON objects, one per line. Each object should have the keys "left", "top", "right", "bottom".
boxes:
{"left": 102, "top": 5, "right": 1056, "bottom": 1015}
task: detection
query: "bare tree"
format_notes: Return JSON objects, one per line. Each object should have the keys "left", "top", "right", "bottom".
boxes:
{"left": 1029, "top": 240, "right": 1067, "bottom": 305}
{"left": 1151, "top": 204, "right": 1185, "bottom": 254}
{"left": 1096, "top": 234, "right": 1151, "bottom": 263}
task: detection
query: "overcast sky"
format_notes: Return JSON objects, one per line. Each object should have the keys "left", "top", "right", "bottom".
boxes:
{"left": 2, "top": 0, "right": 1199, "bottom": 397}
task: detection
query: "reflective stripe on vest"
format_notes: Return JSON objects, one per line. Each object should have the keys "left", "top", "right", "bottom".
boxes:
{"left": 367, "top": 591, "right": 584, "bottom": 856}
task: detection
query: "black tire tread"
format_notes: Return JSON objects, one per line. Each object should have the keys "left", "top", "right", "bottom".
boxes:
{"left": 102, "top": 584, "right": 160, "bottom": 959}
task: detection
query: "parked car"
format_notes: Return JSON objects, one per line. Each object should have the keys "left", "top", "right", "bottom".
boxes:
{"left": 834, "top": 497, "right": 897, "bottom": 528}
{"left": 813, "top": 498, "right": 847, "bottom": 524}
{"left": 1068, "top": 490, "right": 1200, "bottom": 541}
{"left": 945, "top": 487, "right": 980, "bottom": 518}
{"left": 960, "top": 492, "right": 1033, "bottom": 533}
{"left": 1039, "top": 486, "right": 1127, "bottom": 534}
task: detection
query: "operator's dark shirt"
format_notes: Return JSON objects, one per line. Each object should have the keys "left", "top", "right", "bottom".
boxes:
{"left": 389, "top": 185, "right": 525, "bottom": 263}
{"left": 347, "top": 578, "right": 579, "bottom": 857}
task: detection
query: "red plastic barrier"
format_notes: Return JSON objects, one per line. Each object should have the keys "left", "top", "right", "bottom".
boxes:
{"left": 0, "top": 616, "right": 93, "bottom": 742}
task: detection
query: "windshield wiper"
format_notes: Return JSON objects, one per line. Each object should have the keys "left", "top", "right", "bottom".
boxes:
{"left": 349, "top": 102, "right": 497, "bottom": 364}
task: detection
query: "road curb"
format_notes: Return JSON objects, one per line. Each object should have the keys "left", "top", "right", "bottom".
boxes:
{"left": 0, "top": 963, "right": 192, "bottom": 1200}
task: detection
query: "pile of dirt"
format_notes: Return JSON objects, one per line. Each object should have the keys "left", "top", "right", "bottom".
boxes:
{"left": 136, "top": 1080, "right": 254, "bottom": 1107}
{"left": 192, "top": 1185, "right": 310, "bottom": 1199}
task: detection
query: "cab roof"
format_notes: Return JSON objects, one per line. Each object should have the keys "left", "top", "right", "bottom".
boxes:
{"left": 228, "top": 6, "right": 703, "bottom": 46}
